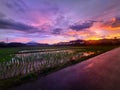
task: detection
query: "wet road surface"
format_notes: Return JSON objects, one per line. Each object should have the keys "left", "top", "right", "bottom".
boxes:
{"left": 12, "top": 47, "right": 120, "bottom": 90}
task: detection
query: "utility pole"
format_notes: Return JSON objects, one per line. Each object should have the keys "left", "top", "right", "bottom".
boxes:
{"left": 6, "top": 37, "right": 8, "bottom": 43}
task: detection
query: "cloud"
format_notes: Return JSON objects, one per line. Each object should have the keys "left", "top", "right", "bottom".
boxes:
{"left": 95, "top": 17, "right": 120, "bottom": 31}
{"left": 69, "top": 21, "right": 94, "bottom": 31}
{"left": 0, "top": 19, "right": 38, "bottom": 33}
{"left": 0, "top": 12, "right": 6, "bottom": 18}
{"left": 111, "top": 17, "right": 120, "bottom": 27}
{"left": 4, "top": 0, "right": 29, "bottom": 13}
{"left": 52, "top": 28, "right": 62, "bottom": 34}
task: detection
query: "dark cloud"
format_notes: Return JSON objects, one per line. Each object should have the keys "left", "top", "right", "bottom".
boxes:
{"left": 111, "top": 17, "right": 120, "bottom": 27}
{"left": 52, "top": 28, "right": 62, "bottom": 34}
{"left": 103, "top": 17, "right": 120, "bottom": 28}
{"left": 4, "top": 0, "right": 29, "bottom": 13}
{"left": 69, "top": 21, "right": 94, "bottom": 31}
{"left": 0, "top": 19, "right": 38, "bottom": 32}
{"left": 0, "top": 12, "right": 6, "bottom": 18}
{"left": 5, "top": 2, "right": 14, "bottom": 9}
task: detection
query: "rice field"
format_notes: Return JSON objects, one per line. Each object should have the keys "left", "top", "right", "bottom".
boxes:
{"left": 0, "top": 45, "right": 118, "bottom": 89}
{"left": 0, "top": 48, "right": 96, "bottom": 79}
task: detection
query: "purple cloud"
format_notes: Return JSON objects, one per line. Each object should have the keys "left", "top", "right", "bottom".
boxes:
{"left": 0, "top": 19, "right": 38, "bottom": 33}
{"left": 52, "top": 28, "right": 62, "bottom": 35}
{"left": 69, "top": 21, "right": 94, "bottom": 31}
{"left": 112, "top": 17, "right": 120, "bottom": 27}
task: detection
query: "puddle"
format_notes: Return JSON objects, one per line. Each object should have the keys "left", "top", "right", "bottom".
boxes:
{"left": 70, "top": 52, "right": 95, "bottom": 61}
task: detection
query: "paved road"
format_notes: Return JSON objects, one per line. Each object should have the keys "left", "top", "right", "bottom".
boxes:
{"left": 12, "top": 47, "right": 120, "bottom": 90}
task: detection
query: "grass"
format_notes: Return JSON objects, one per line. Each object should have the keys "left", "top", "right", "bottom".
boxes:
{"left": 0, "top": 48, "right": 21, "bottom": 62}
{"left": 0, "top": 45, "right": 119, "bottom": 90}
{"left": 0, "top": 46, "right": 72, "bottom": 62}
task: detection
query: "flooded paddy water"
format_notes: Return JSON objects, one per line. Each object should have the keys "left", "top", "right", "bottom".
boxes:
{"left": 0, "top": 49, "right": 96, "bottom": 79}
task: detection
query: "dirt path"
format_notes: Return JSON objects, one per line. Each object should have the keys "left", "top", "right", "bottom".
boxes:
{"left": 12, "top": 47, "right": 120, "bottom": 90}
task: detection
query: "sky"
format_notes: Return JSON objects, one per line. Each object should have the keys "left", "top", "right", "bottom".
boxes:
{"left": 0, "top": 0, "right": 120, "bottom": 44}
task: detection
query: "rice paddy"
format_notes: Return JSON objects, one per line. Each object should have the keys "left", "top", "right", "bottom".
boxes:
{"left": 0, "top": 45, "right": 118, "bottom": 89}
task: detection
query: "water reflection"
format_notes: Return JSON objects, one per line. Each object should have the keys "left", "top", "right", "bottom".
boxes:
{"left": 70, "top": 52, "right": 95, "bottom": 61}
{"left": 83, "top": 52, "right": 95, "bottom": 56}
{"left": 0, "top": 50, "right": 96, "bottom": 79}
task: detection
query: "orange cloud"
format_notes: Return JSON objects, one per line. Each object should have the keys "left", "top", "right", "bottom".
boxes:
{"left": 65, "top": 29, "right": 90, "bottom": 37}
{"left": 104, "top": 26, "right": 120, "bottom": 31}
{"left": 106, "top": 33, "right": 120, "bottom": 39}
{"left": 85, "top": 37, "right": 102, "bottom": 40}
{"left": 65, "top": 17, "right": 120, "bottom": 41}
{"left": 102, "top": 17, "right": 120, "bottom": 30}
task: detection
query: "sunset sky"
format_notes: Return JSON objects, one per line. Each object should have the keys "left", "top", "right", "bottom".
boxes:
{"left": 0, "top": 0, "right": 120, "bottom": 44}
